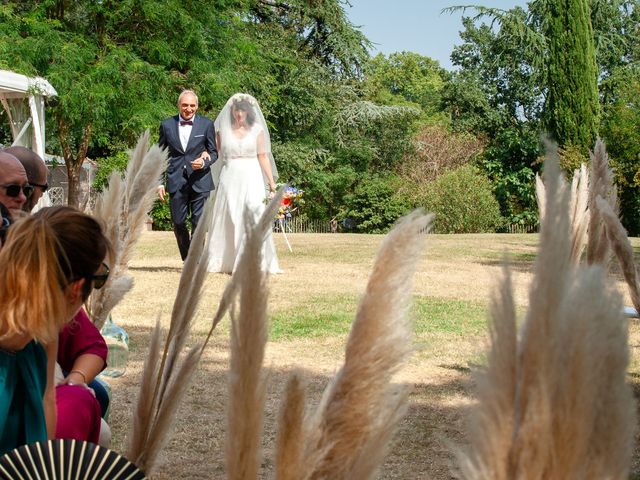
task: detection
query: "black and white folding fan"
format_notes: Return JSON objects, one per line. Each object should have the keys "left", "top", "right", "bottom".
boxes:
{"left": 0, "top": 439, "right": 146, "bottom": 480}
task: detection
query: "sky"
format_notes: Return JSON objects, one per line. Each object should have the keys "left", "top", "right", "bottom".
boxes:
{"left": 346, "top": 0, "right": 529, "bottom": 70}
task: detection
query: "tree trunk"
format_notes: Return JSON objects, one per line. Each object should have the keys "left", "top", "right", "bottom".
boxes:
{"left": 57, "top": 116, "right": 93, "bottom": 208}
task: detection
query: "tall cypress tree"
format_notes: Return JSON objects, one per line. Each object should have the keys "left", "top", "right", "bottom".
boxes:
{"left": 545, "top": 0, "right": 600, "bottom": 151}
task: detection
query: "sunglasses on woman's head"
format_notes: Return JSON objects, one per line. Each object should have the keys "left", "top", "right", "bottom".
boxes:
{"left": 0, "top": 184, "right": 34, "bottom": 198}
{"left": 30, "top": 182, "right": 49, "bottom": 192}
{"left": 90, "top": 263, "right": 110, "bottom": 290}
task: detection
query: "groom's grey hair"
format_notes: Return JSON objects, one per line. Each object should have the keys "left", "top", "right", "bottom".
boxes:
{"left": 177, "top": 89, "right": 198, "bottom": 107}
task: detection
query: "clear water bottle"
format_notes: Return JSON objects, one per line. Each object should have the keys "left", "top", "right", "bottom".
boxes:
{"left": 100, "top": 315, "right": 129, "bottom": 378}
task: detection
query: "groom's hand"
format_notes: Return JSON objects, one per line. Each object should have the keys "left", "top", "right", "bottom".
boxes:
{"left": 157, "top": 185, "right": 165, "bottom": 201}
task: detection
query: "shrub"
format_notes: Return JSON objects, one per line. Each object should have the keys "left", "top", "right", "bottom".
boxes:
{"left": 422, "top": 165, "right": 504, "bottom": 233}
{"left": 150, "top": 199, "right": 173, "bottom": 231}
{"left": 93, "top": 151, "right": 129, "bottom": 190}
{"left": 343, "top": 175, "right": 412, "bottom": 233}
{"left": 558, "top": 144, "right": 588, "bottom": 175}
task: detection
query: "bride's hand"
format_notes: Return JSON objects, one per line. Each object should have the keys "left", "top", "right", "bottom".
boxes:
{"left": 192, "top": 154, "right": 209, "bottom": 170}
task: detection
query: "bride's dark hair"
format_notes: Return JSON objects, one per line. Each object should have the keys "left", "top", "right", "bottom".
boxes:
{"left": 231, "top": 99, "right": 256, "bottom": 126}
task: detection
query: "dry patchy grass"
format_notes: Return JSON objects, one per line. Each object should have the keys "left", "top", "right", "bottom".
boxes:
{"left": 106, "top": 231, "right": 640, "bottom": 479}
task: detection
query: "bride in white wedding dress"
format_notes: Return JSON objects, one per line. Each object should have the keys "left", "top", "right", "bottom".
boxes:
{"left": 206, "top": 93, "right": 281, "bottom": 273}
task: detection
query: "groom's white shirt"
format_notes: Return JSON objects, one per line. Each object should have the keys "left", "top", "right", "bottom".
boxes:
{"left": 178, "top": 115, "right": 193, "bottom": 151}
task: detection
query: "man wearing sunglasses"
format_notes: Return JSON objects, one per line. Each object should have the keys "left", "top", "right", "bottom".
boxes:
{"left": 3, "top": 146, "right": 48, "bottom": 212}
{"left": 0, "top": 152, "right": 31, "bottom": 214}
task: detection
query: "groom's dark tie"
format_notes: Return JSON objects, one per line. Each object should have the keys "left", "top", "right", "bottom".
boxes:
{"left": 180, "top": 120, "right": 193, "bottom": 126}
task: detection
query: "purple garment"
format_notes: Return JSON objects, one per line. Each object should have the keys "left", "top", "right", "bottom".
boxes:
{"left": 57, "top": 309, "right": 107, "bottom": 372}
{"left": 56, "top": 308, "right": 107, "bottom": 443}
{"left": 55, "top": 385, "right": 101, "bottom": 443}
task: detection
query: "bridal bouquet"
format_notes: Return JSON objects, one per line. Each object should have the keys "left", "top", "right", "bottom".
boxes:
{"left": 279, "top": 185, "right": 304, "bottom": 219}
{"left": 266, "top": 185, "right": 304, "bottom": 220}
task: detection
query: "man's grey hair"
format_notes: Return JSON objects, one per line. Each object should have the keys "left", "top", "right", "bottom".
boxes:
{"left": 177, "top": 89, "right": 199, "bottom": 107}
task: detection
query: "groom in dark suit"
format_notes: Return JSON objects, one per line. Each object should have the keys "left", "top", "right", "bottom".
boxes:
{"left": 158, "top": 90, "right": 218, "bottom": 260}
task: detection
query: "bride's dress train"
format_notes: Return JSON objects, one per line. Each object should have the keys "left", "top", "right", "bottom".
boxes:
{"left": 207, "top": 124, "right": 281, "bottom": 273}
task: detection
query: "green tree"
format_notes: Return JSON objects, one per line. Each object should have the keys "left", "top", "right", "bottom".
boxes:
{"left": 250, "top": 0, "right": 371, "bottom": 77}
{"left": 362, "top": 52, "right": 449, "bottom": 119}
{"left": 445, "top": 12, "right": 545, "bottom": 223}
{"left": 545, "top": 0, "right": 600, "bottom": 151}
{"left": 445, "top": 1, "right": 640, "bottom": 226}
{"left": 601, "top": 63, "right": 640, "bottom": 235}
{"left": 0, "top": 1, "right": 243, "bottom": 206}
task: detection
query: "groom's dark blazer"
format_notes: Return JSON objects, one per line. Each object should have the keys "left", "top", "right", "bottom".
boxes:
{"left": 158, "top": 114, "right": 217, "bottom": 194}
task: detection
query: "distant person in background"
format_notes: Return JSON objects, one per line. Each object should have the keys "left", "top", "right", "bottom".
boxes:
{"left": 158, "top": 89, "right": 218, "bottom": 261}
{"left": 3, "top": 146, "right": 49, "bottom": 212}
{"left": 0, "top": 151, "right": 32, "bottom": 215}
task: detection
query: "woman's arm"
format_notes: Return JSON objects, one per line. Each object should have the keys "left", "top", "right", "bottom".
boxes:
{"left": 58, "top": 309, "right": 108, "bottom": 374}
{"left": 64, "top": 353, "right": 105, "bottom": 385}
{"left": 256, "top": 132, "right": 276, "bottom": 191}
{"left": 44, "top": 341, "right": 58, "bottom": 439}
{"left": 197, "top": 131, "right": 222, "bottom": 166}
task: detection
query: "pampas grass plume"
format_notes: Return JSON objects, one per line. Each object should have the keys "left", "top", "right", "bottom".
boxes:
{"left": 596, "top": 195, "right": 640, "bottom": 315}
{"left": 138, "top": 345, "right": 202, "bottom": 474}
{"left": 127, "top": 317, "right": 162, "bottom": 462}
{"left": 126, "top": 198, "right": 214, "bottom": 475}
{"left": 275, "top": 372, "right": 308, "bottom": 480}
{"left": 89, "top": 131, "right": 168, "bottom": 329}
{"left": 568, "top": 163, "right": 590, "bottom": 264}
{"left": 226, "top": 190, "right": 283, "bottom": 480}
{"left": 300, "top": 210, "right": 432, "bottom": 479}
{"left": 459, "top": 145, "right": 636, "bottom": 479}
{"left": 587, "top": 139, "right": 616, "bottom": 266}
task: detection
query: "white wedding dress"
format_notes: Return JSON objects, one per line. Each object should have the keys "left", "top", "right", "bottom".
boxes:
{"left": 207, "top": 124, "right": 281, "bottom": 273}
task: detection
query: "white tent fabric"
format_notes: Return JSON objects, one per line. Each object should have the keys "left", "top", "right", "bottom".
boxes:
{"left": 0, "top": 70, "right": 57, "bottom": 210}
{"left": 0, "top": 69, "right": 57, "bottom": 159}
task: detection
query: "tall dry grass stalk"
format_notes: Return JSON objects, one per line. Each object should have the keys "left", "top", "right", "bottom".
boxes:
{"left": 275, "top": 372, "right": 307, "bottom": 480}
{"left": 224, "top": 191, "right": 284, "bottom": 480}
{"left": 209, "top": 201, "right": 429, "bottom": 479}
{"left": 584, "top": 139, "right": 640, "bottom": 315}
{"left": 596, "top": 196, "right": 640, "bottom": 316}
{"left": 586, "top": 139, "right": 617, "bottom": 266}
{"left": 459, "top": 149, "right": 636, "bottom": 479}
{"left": 127, "top": 197, "right": 215, "bottom": 475}
{"left": 128, "top": 189, "right": 284, "bottom": 477}
{"left": 88, "top": 130, "right": 168, "bottom": 329}
{"left": 535, "top": 146, "right": 589, "bottom": 265}
{"left": 272, "top": 210, "right": 432, "bottom": 480}
{"left": 568, "top": 163, "right": 590, "bottom": 264}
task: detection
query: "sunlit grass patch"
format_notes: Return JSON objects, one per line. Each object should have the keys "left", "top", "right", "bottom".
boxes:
{"left": 269, "top": 294, "right": 490, "bottom": 341}
{"left": 412, "top": 296, "right": 488, "bottom": 336}
{"left": 270, "top": 294, "right": 357, "bottom": 340}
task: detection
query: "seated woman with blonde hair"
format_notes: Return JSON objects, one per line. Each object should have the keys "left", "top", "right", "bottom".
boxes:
{"left": 0, "top": 206, "right": 110, "bottom": 454}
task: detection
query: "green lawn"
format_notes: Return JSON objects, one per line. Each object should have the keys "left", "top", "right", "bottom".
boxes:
{"left": 269, "top": 294, "right": 489, "bottom": 340}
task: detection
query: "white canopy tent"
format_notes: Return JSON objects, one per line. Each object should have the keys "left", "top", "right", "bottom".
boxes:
{"left": 0, "top": 69, "right": 57, "bottom": 159}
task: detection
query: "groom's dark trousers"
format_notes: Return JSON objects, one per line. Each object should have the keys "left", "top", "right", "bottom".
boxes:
{"left": 159, "top": 114, "right": 217, "bottom": 260}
